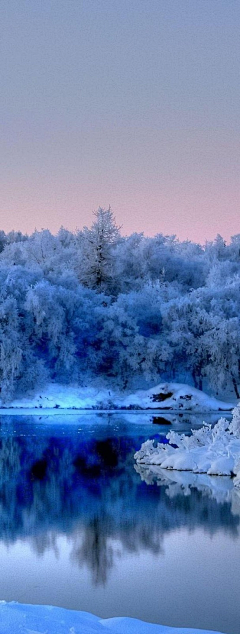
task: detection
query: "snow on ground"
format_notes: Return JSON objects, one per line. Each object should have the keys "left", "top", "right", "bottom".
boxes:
{"left": 0, "top": 382, "right": 234, "bottom": 411}
{"left": 2, "top": 383, "right": 117, "bottom": 410}
{"left": 0, "top": 602, "right": 226, "bottom": 634}
{"left": 135, "top": 405, "right": 240, "bottom": 487}
{"left": 121, "top": 383, "right": 234, "bottom": 411}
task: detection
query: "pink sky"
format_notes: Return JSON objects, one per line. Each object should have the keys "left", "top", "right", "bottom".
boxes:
{"left": 1, "top": 1, "right": 239, "bottom": 245}
{"left": 1, "top": 174, "right": 239, "bottom": 244}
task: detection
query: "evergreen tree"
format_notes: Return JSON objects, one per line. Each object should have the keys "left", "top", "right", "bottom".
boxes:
{"left": 79, "top": 207, "right": 121, "bottom": 291}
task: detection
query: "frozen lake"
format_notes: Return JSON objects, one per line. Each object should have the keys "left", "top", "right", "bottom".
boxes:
{"left": 0, "top": 413, "right": 239, "bottom": 634}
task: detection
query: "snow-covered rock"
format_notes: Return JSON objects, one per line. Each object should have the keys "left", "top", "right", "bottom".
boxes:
{"left": 0, "top": 601, "right": 226, "bottom": 634}
{"left": 0, "top": 382, "right": 234, "bottom": 411}
{"left": 134, "top": 405, "right": 240, "bottom": 486}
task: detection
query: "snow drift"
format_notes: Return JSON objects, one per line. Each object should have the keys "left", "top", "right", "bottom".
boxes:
{"left": 121, "top": 382, "right": 233, "bottom": 411}
{"left": 135, "top": 405, "right": 240, "bottom": 486}
{"left": 0, "top": 601, "right": 226, "bottom": 634}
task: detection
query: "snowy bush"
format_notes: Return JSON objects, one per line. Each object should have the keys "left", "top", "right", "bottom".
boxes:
{"left": 135, "top": 405, "right": 240, "bottom": 486}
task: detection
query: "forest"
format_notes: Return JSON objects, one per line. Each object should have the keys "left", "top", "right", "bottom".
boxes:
{"left": 0, "top": 207, "right": 240, "bottom": 402}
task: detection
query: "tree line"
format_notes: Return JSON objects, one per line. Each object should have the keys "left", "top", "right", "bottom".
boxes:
{"left": 0, "top": 207, "right": 240, "bottom": 401}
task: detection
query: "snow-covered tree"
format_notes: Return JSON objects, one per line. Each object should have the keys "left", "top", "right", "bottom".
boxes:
{"left": 78, "top": 207, "right": 121, "bottom": 291}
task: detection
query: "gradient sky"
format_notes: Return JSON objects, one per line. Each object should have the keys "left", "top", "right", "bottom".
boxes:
{"left": 0, "top": 0, "right": 239, "bottom": 243}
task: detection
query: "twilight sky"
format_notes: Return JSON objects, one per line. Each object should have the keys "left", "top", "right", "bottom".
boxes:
{"left": 0, "top": 0, "right": 239, "bottom": 243}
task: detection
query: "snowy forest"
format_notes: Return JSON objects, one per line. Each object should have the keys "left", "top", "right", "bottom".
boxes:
{"left": 0, "top": 207, "right": 240, "bottom": 402}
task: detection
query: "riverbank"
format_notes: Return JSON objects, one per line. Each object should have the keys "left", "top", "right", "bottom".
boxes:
{"left": 0, "top": 382, "right": 235, "bottom": 412}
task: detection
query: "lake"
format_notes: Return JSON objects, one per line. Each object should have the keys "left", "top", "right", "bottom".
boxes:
{"left": 0, "top": 412, "right": 239, "bottom": 634}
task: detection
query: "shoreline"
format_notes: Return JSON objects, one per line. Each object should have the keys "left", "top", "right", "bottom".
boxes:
{"left": 0, "top": 407, "right": 233, "bottom": 415}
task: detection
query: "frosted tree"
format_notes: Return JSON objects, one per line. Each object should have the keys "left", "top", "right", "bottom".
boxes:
{"left": 95, "top": 286, "right": 173, "bottom": 387}
{"left": 203, "top": 316, "right": 240, "bottom": 397}
{"left": 113, "top": 233, "right": 145, "bottom": 293}
{"left": 25, "top": 280, "right": 77, "bottom": 380}
{"left": 0, "top": 267, "right": 49, "bottom": 400}
{"left": 0, "top": 229, "right": 78, "bottom": 279}
{"left": 0, "top": 297, "right": 23, "bottom": 401}
{"left": 0, "top": 231, "right": 6, "bottom": 254}
{"left": 78, "top": 207, "right": 121, "bottom": 291}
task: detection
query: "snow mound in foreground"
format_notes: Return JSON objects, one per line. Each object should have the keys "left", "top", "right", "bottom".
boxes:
{"left": 121, "top": 382, "right": 233, "bottom": 411}
{"left": 135, "top": 405, "right": 240, "bottom": 487}
{"left": 1, "top": 382, "right": 233, "bottom": 411}
{"left": 0, "top": 602, "right": 225, "bottom": 634}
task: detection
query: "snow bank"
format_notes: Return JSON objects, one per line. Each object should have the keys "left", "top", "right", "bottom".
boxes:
{"left": 135, "top": 405, "right": 240, "bottom": 487}
{"left": 1, "top": 383, "right": 118, "bottom": 410}
{"left": 121, "top": 382, "right": 233, "bottom": 411}
{"left": 0, "top": 602, "right": 225, "bottom": 634}
{"left": 0, "top": 382, "right": 233, "bottom": 411}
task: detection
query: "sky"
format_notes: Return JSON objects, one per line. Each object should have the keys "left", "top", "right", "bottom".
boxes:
{"left": 0, "top": 0, "right": 239, "bottom": 244}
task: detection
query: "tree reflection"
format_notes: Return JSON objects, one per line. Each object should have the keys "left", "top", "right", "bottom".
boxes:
{"left": 0, "top": 431, "right": 238, "bottom": 585}
{"left": 71, "top": 514, "right": 114, "bottom": 585}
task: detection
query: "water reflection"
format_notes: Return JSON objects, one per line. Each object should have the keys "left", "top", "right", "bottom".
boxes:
{"left": 0, "top": 424, "right": 239, "bottom": 588}
{"left": 135, "top": 464, "right": 240, "bottom": 519}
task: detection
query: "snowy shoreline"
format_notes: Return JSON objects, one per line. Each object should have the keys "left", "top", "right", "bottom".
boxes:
{"left": 0, "top": 601, "right": 226, "bottom": 634}
{"left": 0, "top": 407, "right": 234, "bottom": 415}
{"left": 0, "top": 382, "right": 234, "bottom": 413}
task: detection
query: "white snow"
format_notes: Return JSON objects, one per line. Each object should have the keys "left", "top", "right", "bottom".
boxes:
{"left": 1, "top": 383, "right": 116, "bottom": 410}
{"left": 0, "top": 602, "right": 226, "bottom": 634}
{"left": 135, "top": 405, "right": 240, "bottom": 487}
{"left": 0, "top": 382, "right": 234, "bottom": 411}
{"left": 121, "top": 383, "right": 234, "bottom": 411}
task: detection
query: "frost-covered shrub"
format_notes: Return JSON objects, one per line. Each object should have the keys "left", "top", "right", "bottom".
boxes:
{"left": 135, "top": 405, "right": 240, "bottom": 486}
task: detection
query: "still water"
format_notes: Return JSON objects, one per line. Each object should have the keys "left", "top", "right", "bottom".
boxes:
{"left": 0, "top": 412, "right": 239, "bottom": 634}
